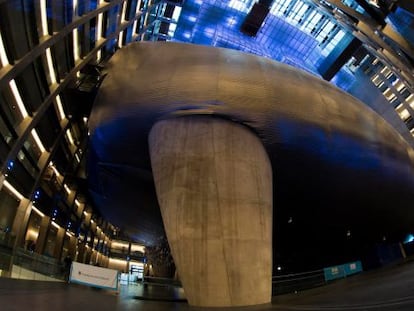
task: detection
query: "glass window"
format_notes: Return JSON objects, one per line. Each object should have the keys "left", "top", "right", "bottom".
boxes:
{"left": 305, "top": 12, "right": 323, "bottom": 32}
{"left": 23, "top": 136, "right": 42, "bottom": 163}
{"left": 0, "top": 187, "right": 20, "bottom": 247}
{"left": 228, "top": 0, "right": 249, "bottom": 12}
{"left": 295, "top": 3, "right": 309, "bottom": 23}
{"left": 380, "top": 66, "right": 392, "bottom": 78}
{"left": 44, "top": 225, "right": 58, "bottom": 257}
{"left": 342, "top": 0, "right": 365, "bottom": 13}
{"left": 315, "top": 21, "right": 335, "bottom": 42}
{"left": 0, "top": 88, "right": 24, "bottom": 129}
{"left": 396, "top": 104, "right": 411, "bottom": 121}
{"left": 371, "top": 74, "right": 382, "bottom": 86}
{"left": 24, "top": 210, "right": 42, "bottom": 251}
{"left": 17, "top": 149, "right": 39, "bottom": 178}
{"left": 383, "top": 88, "right": 397, "bottom": 103}
{"left": 270, "top": 0, "right": 291, "bottom": 16}
{"left": 0, "top": 115, "right": 15, "bottom": 146}
{"left": 14, "top": 59, "right": 49, "bottom": 114}
{"left": 323, "top": 29, "right": 346, "bottom": 55}
{"left": 407, "top": 94, "right": 414, "bottom": 109}
{"left": 61, "top": 234, "right": 71, "bottom": 260}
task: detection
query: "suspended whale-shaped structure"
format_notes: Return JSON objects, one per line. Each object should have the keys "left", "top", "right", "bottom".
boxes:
{"left": 88, "top": 41, "right": 414, "bottom": 306}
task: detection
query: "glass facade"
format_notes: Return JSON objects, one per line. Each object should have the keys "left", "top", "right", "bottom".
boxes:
{"left": 0, "top": 0, "right": 158, "bottom": 279}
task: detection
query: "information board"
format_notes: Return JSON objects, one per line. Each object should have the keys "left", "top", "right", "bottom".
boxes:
{"left": 69, "top": 262, "right": 119, "bottom": 290}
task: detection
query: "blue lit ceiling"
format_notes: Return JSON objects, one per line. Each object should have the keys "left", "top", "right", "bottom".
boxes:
{"left": 169, "top": 0, "right": 349, "bottom": 75}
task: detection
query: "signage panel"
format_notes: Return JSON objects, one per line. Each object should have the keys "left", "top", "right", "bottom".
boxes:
{"left": 69, "top": 262, "right": 119, "bottom": 290}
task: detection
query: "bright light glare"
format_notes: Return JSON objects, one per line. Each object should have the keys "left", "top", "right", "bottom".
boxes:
{"left": 64, "top": 184, "right": 72, "bottom": 194}
{"left": 73, "top": 29, "right": 80, "bottom": 61}
{"left": 32, "top": 204, "right": 45, "bottom": 217}
{"left": 46, "top": 48, "right": 57, "bottom": 84}
{"left": 96, "top": 1, "right": 103, "bottom": 61}
{"left": 9, "top": 80, "right": 28, "bottom": 118}
{"left": 72, "top": 0, "right": 79, "bottom": 60}
{"left": 120, "top": 2, "right": 127, "bottom": 22}
{"left": 66, "top": 129, "right": 75, "bottom": 145}
{"left": 73, "top": 0, "right": 78, "bottom": 14}
{"left": 55, "top": 95, "right": 66, "bottom": 120}
{"left": 0, "top": 31, "right": 9, "bottom": 66}
{"left": 3, "top": 180, "right": 24, "bottom": 200}
{"left": 40, "top": 0, "right": 49, "bottom": 36}
{"left": 405, "top": 234, "right": 414, "bottom": 244}
{"left": 31, "top": 129, "right": 46, "bottom": 153}
{"left": 172, "top": 6, "right": 182, "bottom": 21}
{"left": 118, "top": 31, "right": 124, "bottom": 48}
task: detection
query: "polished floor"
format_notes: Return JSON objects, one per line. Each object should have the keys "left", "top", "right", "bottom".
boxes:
{"left": 2, "top": 260, "right": 414, "bottom": 310}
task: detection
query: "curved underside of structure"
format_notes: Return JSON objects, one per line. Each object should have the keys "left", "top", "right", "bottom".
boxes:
{"left": 88, "top": 41, "right": 414, "bottom": 270}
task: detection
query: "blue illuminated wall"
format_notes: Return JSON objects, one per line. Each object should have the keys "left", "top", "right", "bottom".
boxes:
{"left": 257, "top": 14, "right": 319, "bottom": 73}
{"left": 387, "top": 7, "right": 414, "bottom": 48}
{"left": 172, "top": 0, "right": 322, "bottom": 75}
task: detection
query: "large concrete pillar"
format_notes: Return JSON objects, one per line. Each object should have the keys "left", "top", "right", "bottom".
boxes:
{"left": 149, "top": 116, "right": 272, "bottom": 307}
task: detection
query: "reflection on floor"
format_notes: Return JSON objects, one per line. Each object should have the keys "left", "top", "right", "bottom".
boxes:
{"left": 2, "top": 259, "right": 414, "bottom": 310}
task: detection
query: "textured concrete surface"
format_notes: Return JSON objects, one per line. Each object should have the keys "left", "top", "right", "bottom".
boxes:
{"left": 149, "top": 116, "right": 272, "bottom": 307}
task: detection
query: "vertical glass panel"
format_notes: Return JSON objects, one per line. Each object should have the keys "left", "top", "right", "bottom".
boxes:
{"left": 52, "top": 34, "right": 75, "bottom": 82}
{"left": 0, "top": 31, "right": 10, "bottom": 68}
{"left": 52, "top": 142, "right": 71, "bottom": 174}
{"left": 24, "top": 211, "right": 42, "bottom": 251}
{"left": 286, "top": 0, "right": 302, "bottom": 23}
{"left": 23, "top": 134, "right": 42, "bottom": 163}
{"left": 61, "top": 234, "right": 70, "bottom": 260}
{"left": 228, "top": 0, "right": 254, "bottom": 13}
{"left": 0, "top": 1, "right": 36, "bottom": 62}
{"left": 341, "top": 0, "right": 365, "bottom": 13}
{"left": 14, "top": 61, "right": 49, "bottom": 113}
{"left": 0, "top": 88, "right": 24, "bottom": 130}
{"left": 102, "top": 5, "right": 121, "bottom": 54}
{"left": 295, "top": 3, "right": 308, "bottom": 22}
{"left": 396, "top": 104, "right": 410, "bottom": 121}
{"left": 407, "top": 94, "right": 414, "bottom": 109}
{"left": 0, "top": 187, "right": 20, "bottom": 247}
{"left": 17, "top": 148, "right": 39, "bottom": 178}
{"left": 36, "top": 105, "right": 61, "bottom": 151}
{"left": 47, "top": 0, "right": 73, "bottom": 32}
{"left": 78, "top": 0, "right": 93, "bottom": 16}
{"left": 0, "top": 114, "right": 16, "bottom": 146}
{"left": 43, "top": 225, "right": 58, "bottom": 257}
{"left": 323, "top": 29, "right": 346, "bottom": 55}
{"left": 270, "top": 0, "right": 291, "bottom": 15}
{"left": 22, "top": 0, "right": 40, "bottom": 45}
{"left": 315, "top": 21, "right": 335, "bottom": 41}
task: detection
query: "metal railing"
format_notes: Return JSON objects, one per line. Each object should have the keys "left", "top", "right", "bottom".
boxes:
{"left": 143, "top": 275, "right": 182, "bottom": 287}
{"left": 272, "top": 269, "right": 326, "bottom": 296}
